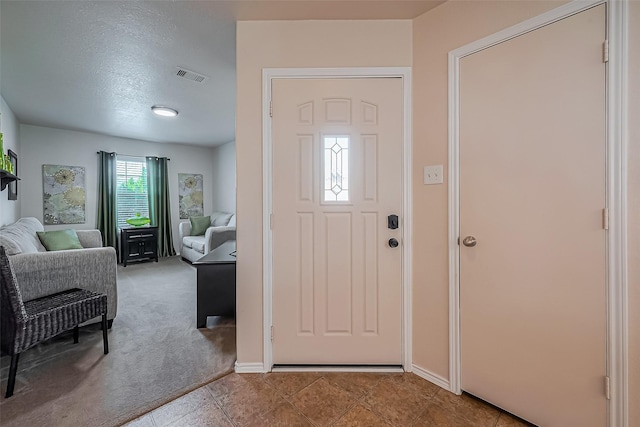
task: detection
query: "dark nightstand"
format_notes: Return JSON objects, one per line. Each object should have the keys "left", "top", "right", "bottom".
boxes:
{"left": 120, "top": 226, "right": 158, "bottom": 266}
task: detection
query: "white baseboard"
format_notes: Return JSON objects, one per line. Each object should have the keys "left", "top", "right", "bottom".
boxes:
{"left": 234, "top": 362, "right": 266, "bottom": 373}
{"left": 412, "top": 364, "right": 451, "bottom": 392}
{"left": 271, "top": 366, "right": 404, "bottom": 373}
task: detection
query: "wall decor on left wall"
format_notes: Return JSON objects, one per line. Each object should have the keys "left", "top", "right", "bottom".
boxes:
{"left": 7, "top": 149, "right": 17, "bottom": 200}
{"left": 42, "top": 164, "right": 86, "bottom": 224}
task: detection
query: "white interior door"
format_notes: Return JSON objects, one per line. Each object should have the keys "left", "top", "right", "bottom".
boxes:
{"left": 271, "top": 77, "right": 403, "bottom": 365}
{"left": 459, "top": 5, "right": 607, "bottom": 426}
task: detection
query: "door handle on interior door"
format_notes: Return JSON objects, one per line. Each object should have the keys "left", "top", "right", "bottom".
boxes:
{"left": 462, "top": 236, "right": 477, "bottom": 247}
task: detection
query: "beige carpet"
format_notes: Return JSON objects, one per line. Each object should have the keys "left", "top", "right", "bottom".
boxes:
{"left": 0, "top": 256, "right": 236, "bottom": 427}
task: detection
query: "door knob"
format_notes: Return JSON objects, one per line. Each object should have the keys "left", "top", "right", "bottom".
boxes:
{"left": 462, "top": 236, "right": 477, "bottom": 247}
{"left": 388, "top": 238, "right": 399, "bottom": 248}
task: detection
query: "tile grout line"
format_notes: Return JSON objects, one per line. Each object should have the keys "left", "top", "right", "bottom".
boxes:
{"left": 314, "top": 376, "right": 356, "bottom": 427}
{"left": 203, "top": 381, "right": 237, "bottom": 427}
{"left": 406, "top": 386, "right": 442, "bottom": 427}
{"left": 363, "top": 374, "right": 443, "bottom": 427}
{"left": 150, "top": 387, "right": 221, "bottom": 427}
{"left": 143, "top": 371, "right": 502, "bottom": 427}
{"left": 138, "top": 370, "right": 237, "bottom": 426}
{"left": 214, "top": 373, "right": 313, "bottom": 426}
{"left": 264, "top": 377, "right": 315, "bottom": 426}
{"left": 262, "top": 373, "right": 367, "bottom": 427}
{"left": 341, "top": 374, "right": 389, "bottom": 425}
{"left": 152, "top": 372, "right": 421, "bottom": 427}
{"left": 207, "top": 378, "right": 250, "bottom": 426}
{"left": 321, "top": 372, "right": 391, "bottom": 427}
{"left": 324, "top": 373, "right": 392, "bottom": 426}
{"left": 355, "top": 375, "right": 402, "bottom": 426}
{"left": 275, "top": 375, "right": 324, "bottom": 427}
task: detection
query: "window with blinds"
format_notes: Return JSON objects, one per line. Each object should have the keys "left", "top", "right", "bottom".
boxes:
{"left": 116, "top": 158, "right": 149, "bottom": 229}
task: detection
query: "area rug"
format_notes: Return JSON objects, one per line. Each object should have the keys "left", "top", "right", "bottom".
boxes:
{"left": 0, "top": 256, "right": 236, "bottom": 427}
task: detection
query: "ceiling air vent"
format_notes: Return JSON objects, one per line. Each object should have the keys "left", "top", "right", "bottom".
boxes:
{"left": 175, "top": 67, "right": 208, "bottom": 83}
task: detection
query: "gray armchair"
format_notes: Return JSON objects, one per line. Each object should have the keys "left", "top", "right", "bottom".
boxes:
{"left": 0, "top": 218, "right": 118, "bottom": 324}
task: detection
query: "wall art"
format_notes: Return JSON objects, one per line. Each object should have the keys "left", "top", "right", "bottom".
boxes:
{"left": 178, "top": 173, "right": 203, "bottom": 219}
{"left": 43, "top": 164, "right": 86, "bottom": 224}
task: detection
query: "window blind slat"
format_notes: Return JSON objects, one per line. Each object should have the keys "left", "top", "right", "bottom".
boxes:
{"left": 116, "top": 159, "right": 149, "bottom": 228}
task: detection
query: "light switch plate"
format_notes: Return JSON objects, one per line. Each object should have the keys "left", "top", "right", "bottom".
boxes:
{"left": 424, "top": 165, "right": 444, "bottom": 185}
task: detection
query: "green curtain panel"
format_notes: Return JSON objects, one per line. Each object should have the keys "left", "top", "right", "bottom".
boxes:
{"left": 146, "top": 156, "right": 176, "bottom": 257}
{"left": 97, "top": 151, "right": 118, "bottom": 250}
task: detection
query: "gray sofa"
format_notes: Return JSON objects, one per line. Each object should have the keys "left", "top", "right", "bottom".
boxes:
{"left": 0, "top": 217, "right": 118, "bottom": 325}
{"left": 179, "top": 211, "right": 236, "bottom": 263}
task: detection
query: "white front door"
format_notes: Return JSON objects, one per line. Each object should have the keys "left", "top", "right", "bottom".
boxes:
{"left": 459, "top": 5, "right": 607, "bottom": 426}
{"left": 271, "top": 77, "right": 403, "bottom": 364}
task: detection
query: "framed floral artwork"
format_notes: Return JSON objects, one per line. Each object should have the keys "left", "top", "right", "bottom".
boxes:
{"left": 42, "top": 164, "right": 86, "bottom": 224}
{"left": 178, "top": 173, "right": 203, "bottom": 219}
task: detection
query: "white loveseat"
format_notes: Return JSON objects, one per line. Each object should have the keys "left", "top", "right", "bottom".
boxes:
{"left": 178, "top": 212, "right": 236, "bottom": 263}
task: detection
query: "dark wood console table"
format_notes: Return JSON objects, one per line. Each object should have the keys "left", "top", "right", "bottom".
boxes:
{"left": 120, "top": 226, "right": 158, "bottom": 266}
{"left": 192, "top": 240, "right": 236, "bottom": 328}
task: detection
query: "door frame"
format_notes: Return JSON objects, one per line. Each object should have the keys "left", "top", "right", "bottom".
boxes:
{"left": 447, "top": 1, "right": 629, "bottom": 426}
{"left": 262, "top": 67, "right": 413, "bottom": 371}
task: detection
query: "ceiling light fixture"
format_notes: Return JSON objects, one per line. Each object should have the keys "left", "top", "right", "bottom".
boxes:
{"left": 151, "top": 105, "right": 178, "bottom": 117}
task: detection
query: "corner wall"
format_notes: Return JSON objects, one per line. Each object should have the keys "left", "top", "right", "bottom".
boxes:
{"left": 0, "top": 96, "right": 21, "bottom": 226}
{"left": 19, "top": 125, "right": 216, "bottom": 249}
{"left": 627, "top": 2, "right": 639, "bottom": 425}
{"left": 211, "top": 141, "right": 236, "bottom": 213}
{"left": 235, "top": 19, "right": 413, "bottom": 365}
{"left": 411, "top": 0, "right": 567, "bottom": 380}
{"left": 412, "top": 1, "right": 637, "bottom": 422}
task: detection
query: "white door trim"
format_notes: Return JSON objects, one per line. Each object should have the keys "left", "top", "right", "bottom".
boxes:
{"left": 447, "top": 1, "right": 628, "bottom": 426}
{"left": 262, "top": 67, "right": 413, "bottom": 372}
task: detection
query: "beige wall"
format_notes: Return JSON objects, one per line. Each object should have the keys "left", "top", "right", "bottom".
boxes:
{"left": 236, "top": 7, "right": 637, "bottom": 420}
{"left": 628, "top": 2, "right": 639, "bottom": 425}
{"left": 235, "top": 20, "right": 413, "bottom": 363}
{"left": 411, "top": 0, "right": 566, "bottom": 378}
{"left": 413, "top": 0, "right": 638, "bottom": 420}
{"left": 211, "top": 141, "right": 237, "bottom": 214}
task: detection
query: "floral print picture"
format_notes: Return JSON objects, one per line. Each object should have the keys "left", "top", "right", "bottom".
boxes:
{"left": 42, "top": 165, "right": 86, "bottom": 224}
{"left": 178, "top": 173, "right": 203, "bottom": 219}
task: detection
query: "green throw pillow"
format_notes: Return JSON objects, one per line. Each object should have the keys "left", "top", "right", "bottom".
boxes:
{"left": 190, "top": 216, "right": 211, "bottom": 236}
{"left": 37, "top": 229, "right": 83, "bottom": 251}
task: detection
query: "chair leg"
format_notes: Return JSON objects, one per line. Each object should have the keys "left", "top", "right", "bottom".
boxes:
{"left": 5, "top": 353, "right": 20, "bottom": 398}
{"left": 101, "top": 314, "right": 109, "bottom": 355}
{"left": 73, "top": 326, "right": 79, "bottom": 344}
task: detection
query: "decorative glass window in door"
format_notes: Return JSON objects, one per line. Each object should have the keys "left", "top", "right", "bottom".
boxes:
{"left": 323, "top": 136, "right": 349, "bottom": 202}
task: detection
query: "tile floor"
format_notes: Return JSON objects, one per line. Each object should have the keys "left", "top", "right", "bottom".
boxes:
{"left": 125, "top": 372, "right": 532, "bottom": 427}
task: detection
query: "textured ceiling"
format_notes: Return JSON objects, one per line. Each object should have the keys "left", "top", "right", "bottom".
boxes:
{"left": 0, "top": 1, "right": 443, "bottom": 147}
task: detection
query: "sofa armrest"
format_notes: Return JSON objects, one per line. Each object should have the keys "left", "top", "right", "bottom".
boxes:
{"left": 179, "top": 221, "right": 191, "bottom": 241}
{"left": 9, "top": 247, "right": 118, "bottom": 320}
{"left": 76, "top": 230, "right": 103, "bottom": 248}
{"left": 204, "top": 226, "right": 236, "bottom": 253}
